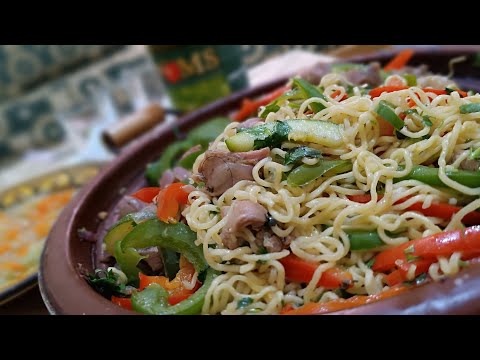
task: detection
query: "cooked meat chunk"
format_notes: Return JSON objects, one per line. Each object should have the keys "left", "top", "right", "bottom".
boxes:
{"left": 459, "top": 158, "right": 480, "bottom": 171}
{"left": 220, "top": 200, "right": 267, "bottom": 249}
{"left": 195, "top": 148, "right": 270, "bottom": 196}
{"left": 255, "top": 229, "right": 294, "bottom": 253}
{"left": 238, "top": 117, "right": 263, "bottom": 130}
{"left": 417, "top": 75, "right": 456, "bottom": 89}
{"left": 344, "top": 62, "right": 383, "bottom": 87}
{"left": 137, "top": 246, "right": 164, "bottom": 273}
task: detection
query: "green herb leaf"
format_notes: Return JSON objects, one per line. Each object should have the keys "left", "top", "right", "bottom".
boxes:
{"left": 237, "top": 297, "right": 254, "bottom": 309}
{"left": 85, "top": 269, "right": 128, "bottom": 299}
{"left": 256, "top": 246, "right": 268, "bottom": 255}
{"left": 260, "top": 101, "right": 280, "bottom": 119}
{"left": 284, "top": 146, "right": 322, "bottom": 166}
{"left": 459, "top": 260, "right": 469, "bottom": 268}
{"left": 422, "top": 115, "right": 433, "bottom": 127}
{"left": 366, "top": 258, "right": 375, "bottom": 268}
{"left": 469, "top": 147, "right": 480, "bottom": 160}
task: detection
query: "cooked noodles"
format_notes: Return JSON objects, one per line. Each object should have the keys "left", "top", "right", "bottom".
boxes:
{"left": 183, "top": 74, "right": 480, "bottom": 314}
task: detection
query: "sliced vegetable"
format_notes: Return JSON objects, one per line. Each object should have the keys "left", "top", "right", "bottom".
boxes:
{"left": 348, "top": 193, "right": 480, "bottom": 226}
{"left": 369, "top": 86, "right": 408, "bottom": 98}
{"left": 347, "top": 230, "right": 385, "bottom": 251}
{"left": 260, "top": 101, "right": 280, "bottom": 119}
{"left": 395, "top": 165, "right": 480, "bottom": 189}
{"left": 104, "top": 215, "right": 137, "bottom": 256}
{"left": 114, "top": 241, "right": 146, "bottom": 285}
{"left": 292, "top": 78, "right": 328, "bottom": 112}
{"left": 287, "top": 119, "right": 343, "bottom": 146}
{"left": 85, "top": 269, "right": 128, "bottom": 299}
{"left": 470, "top": 147, "right": 480, "bottom": 160}
{"left": 372, "top": 225, "right": 480, "bottom": 272}
{"left": 226, "top": 119, "right": 343, "bottom": 152}
{"left": 403, "top": 74, "right": 417, "bottom": 86}
{"left": 375, "top": 100, "right": 404, "bottom": 131}
{"left": 405, "top": 201, "right": 480, "bottom": 226}
{"left": 111, "top": 296, "right": 133, "bottom": 310}
{"left": 284, "top": 146, "right": 322, "bottom": 166}
{"left": 385, "top": 258, "right": 434, "bottom": 286}
{"left": 330, "top": 89, "right": 348, "bottom": 101}
{"left": 460, "top": 103, "right": 480, "bottom": 114}
{"left": 282, "top": 285, "right": 408, "bottom": 315}
{"left": 279, "top": 254, "right": 353, "bottom": 289}
{"left": 156, "top": 183, "right": 189, "bottom": 223}
{"left": 233, "top": 85, "right": 290, "bottom": 121}
{"left": 287, "top": 159, "right": 352, "bottom": 187}
{"left": 383, "top": 49, "right": 414, "bottom": 71}
{"left": 131, "top": 268, "right": 217, "bottom": 315}
{"left": 145, "top": 140, "right": 192, "bottom": 185}
{"left": 138, "top": 257, "right": 201, "bottom": 305}
{"left": 120, "top": 218, "right": 208, "bottom": 274}
{"left": 445, "top": 87, "right": 468, "bottom": 97}
{"left": 130, "top": 187, "right": 161, "bottom": 203}
{"left": 187, "top": 117, "right": 231, "bottom": 147}
{"left": 145, "top": 117, "right": 230, "bottom": 185}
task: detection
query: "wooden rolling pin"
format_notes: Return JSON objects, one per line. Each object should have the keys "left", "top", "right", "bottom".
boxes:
{"left": 102, "top": 103, "right": 166, "bottom": 149}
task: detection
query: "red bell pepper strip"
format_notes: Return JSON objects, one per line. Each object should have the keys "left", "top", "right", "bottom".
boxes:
{"left": 330, "top": 89, "right": 348, "bottom": 101}
{"left": 138, "top": 256, "right": 202, "bottom": 305}
{"left": 279, "top": 254, "right": 353, "bottom": 289}
{"left": 111, "top": 296, "right": 133, "bottom": 310}
{"left": 156, "top": 183, "right": 189, "bottom": 223}
{"left": 348, "top": 194, "right": 480, "bottom": 226}
{"left": 373, "top": 226, "right": 480, "bottom": 272}
{"left": 385, "top": 258, "right": 434, "bottom": 286}
{"left": 282, "top": 285, "right": 408, "bottom": 315}
{"left": 130, "top": 187, "right": 161, "bottom": 203}
{"left": 233, "top": 85, "right": 290, "bottom": 122}
{"left": 384, "top": 49, "right": 414, "bottom": 71}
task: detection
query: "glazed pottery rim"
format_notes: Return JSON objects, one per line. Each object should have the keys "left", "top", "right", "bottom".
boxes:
{"left": 40, "top": 46, "right": 480, "bottom": 315}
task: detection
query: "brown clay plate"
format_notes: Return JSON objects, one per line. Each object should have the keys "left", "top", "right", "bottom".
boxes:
{"left": 40, "top": 46, "right": 480, "bottom": 315}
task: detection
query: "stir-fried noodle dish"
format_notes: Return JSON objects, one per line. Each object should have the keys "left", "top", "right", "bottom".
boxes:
{"left": 85, "top": 50, "right": 480, "bottom": 315}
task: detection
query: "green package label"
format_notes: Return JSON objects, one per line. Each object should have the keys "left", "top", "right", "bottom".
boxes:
{"left": 149, "top": 45, "right": 249, "bottom": 112}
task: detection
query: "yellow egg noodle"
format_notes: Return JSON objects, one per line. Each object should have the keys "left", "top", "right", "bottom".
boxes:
{"left": 183, "top": 72, "right": 480, "bottom": 314}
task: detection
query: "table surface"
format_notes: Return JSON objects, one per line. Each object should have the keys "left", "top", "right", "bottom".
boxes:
{"left": 0, "top": 286, "right": 49, "bottom": 315}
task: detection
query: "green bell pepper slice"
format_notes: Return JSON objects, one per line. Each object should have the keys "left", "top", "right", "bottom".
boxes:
{"left": 287, "top": 159, "right": 353, "bottom": 187}
{"left": 375, "top": 100, "right": 404, "bottom": 131}
{"left": 395, "top": 165, "right": 480, "bottom": 189}
{"left": 145, "top": 140, "right": 192, "bottom": 185}
{"left": 292, "top": 78, "right": 328, "bottom": 112}
{"left": 120, "top": 218, "right": 208, "bottom": 274}
{"left": 114, "top": 241, "right": 146, "bottom": 286}
{"left": 131, "top": 268, "right": 218, "bottom": 315}
{"left": 347, "top": 230, "right": 385, "bottom": 251}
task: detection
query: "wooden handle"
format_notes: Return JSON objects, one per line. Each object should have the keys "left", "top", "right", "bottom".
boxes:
{"left": 102, "top": 103, "right": 165, "bottom": 149}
